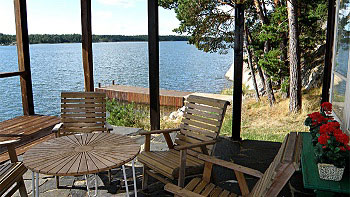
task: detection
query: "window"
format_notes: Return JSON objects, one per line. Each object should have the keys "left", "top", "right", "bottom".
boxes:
{"left": 331, "top": 0, "right": 350, "bottom": 133}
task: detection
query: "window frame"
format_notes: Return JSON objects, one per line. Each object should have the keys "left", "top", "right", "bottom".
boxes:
{"left": 330, "top": 0, "right": 350, "bottom": 134}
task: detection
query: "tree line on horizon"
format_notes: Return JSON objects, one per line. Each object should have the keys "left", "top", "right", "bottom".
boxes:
{"left": 160, "top": 0, "right": 329, "bottom": 113}
{"left": 0, "top": 33, "right": 189, "bottom": 45}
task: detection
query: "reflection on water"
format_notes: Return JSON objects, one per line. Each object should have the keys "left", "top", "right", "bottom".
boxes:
{"left": 0, "top": 41, "right": 232, "bottom": 121}
{"left": 332, "top": 74, "right": 346, "bottom": 121}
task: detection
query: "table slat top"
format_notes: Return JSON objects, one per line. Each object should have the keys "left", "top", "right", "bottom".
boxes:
{"left": 23, "top": 133, "right": 140, "bottom": 176}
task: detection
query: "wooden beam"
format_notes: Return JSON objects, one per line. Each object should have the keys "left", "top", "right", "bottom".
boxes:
{"left": 14, "top": 0, "right": 34, "bottom": 116}
{"left": 0, "top": 71, "right": 25, "bottom": 78}
{"left": 81, "top": 0, "right": 94, "bottom": 92}
{"left": 148, "top": 0, "right": 160, "bottom": 130}
{"left": 232, "top": 3, "right": 244, "bottom": 141}
{"left": 321, "top": 0, "right": 336, "bottom": 103}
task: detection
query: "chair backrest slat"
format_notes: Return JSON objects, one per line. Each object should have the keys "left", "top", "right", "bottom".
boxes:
{"left": 175, "top": 95, "right": 229, "bottom": 157}
{"left": 60, "top": 92, "right": 107, "bottom": 136}
{"left": 250, "top": 132, "right": 302, "bottom": 197}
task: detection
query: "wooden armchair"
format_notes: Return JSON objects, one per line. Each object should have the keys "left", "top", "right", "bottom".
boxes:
{"left": 164, "top": 132, "right": 303, "bottom": 197}
{"left": 52, "top": 92, "right": 113, "bottom": 187}
{"left": 138, "top": 95, "right": 230, "bottom": 188}
{"left": 0, "top": 138, "right": 28, "bottom": 197}
{"left": 52, "top": 92, "right": 113, "bottom": 137}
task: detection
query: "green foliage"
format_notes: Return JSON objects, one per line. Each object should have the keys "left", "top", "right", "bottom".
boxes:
{"left": 106, "top": 99, "right": 146, "bottom": 128}
{"left": 0, "top": 33, "right": 189, "bottom": 45}
{"left": 159, "top": 0, "right": 328, "bottom": 91}
{"left": 258, "top": 49, "right": 287, "bottom": 81}
{"left": 159, "top": 0, "right": 234, "bottom": 54}
{"left": 280, "top": 77, "right": 289, "bottom": 94}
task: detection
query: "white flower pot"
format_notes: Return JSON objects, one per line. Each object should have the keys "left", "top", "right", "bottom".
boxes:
{"left": 317, "top": 163, "right": 345, "bottom": 181}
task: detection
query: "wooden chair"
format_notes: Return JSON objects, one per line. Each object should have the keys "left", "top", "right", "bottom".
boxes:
{"left": 138, "top": 95, "right": 230, "bottom": 188}
{"left": 52, "top": 92, "right": 113, "bottom": 137}
{"left": 164, "top": 132, "right": 303, "bottom": 197}
{"left": 52, "top": 92, "right": 113, "bottom": 187}
{"left": 0, "top": 138, "right": 28, "bottom": 197}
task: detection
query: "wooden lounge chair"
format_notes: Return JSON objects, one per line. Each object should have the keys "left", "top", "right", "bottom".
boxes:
{"left": 52, "top": 92, "right": 113, "bottom": 187}
{"left": 0, "top": 138, "right": 28, "bottom": 197}
{"left": 138, "top": 95, "right": 230, "bottom": 188}
{"left": 164, "top": 132, "right": 303, "bottom": 197}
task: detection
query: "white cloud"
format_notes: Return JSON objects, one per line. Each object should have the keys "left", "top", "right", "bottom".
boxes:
{"left": 0, "top": 1, "right": 16, "bottom": 34}
{"left": 97, "top": 0, "right": 139, "bottom": 8}
{"left": 95, "top": 11, "right": 113, "bottom": 19}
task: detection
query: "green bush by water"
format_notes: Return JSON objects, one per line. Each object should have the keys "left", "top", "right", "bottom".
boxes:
{"left": 106, "top": 99, "right": 146, "bottom": 128}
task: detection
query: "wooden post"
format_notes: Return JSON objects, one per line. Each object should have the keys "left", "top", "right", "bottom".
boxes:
{"left": 232, "top": 3, "right": 244, "bottom": 141}
{"left": 321, "top": 0, "right": 336, "bottom": 103}
{"left": 148, "top": 0, "right": 160, "bottom": 130}
{"left": 14, "top": 0, "right": 34, "bottom": 115}
{"left": 81, "top": 0, "right": 94, "bottom": 92}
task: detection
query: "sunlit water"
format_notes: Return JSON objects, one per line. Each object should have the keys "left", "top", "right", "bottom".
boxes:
{"left": 0, "top": 41, "right": 232, "bottom": 121}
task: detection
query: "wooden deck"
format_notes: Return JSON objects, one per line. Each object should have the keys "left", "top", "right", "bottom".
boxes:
{"left": 95, "top": 85, "right": 233, "bottom": 107}
{"left": 96, "top": 85, "right": 192, "bottom": 107}
{"left": 0, "top": 115, "right": 60, "bottom": 163}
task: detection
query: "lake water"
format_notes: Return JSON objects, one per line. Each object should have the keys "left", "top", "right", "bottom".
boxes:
{"left": 0, "top": 41, "right": 232, "bottom": 121}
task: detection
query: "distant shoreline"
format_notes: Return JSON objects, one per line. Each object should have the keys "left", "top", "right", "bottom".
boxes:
{"left": 0, "top": 33, "right": 189, "bottom": 46}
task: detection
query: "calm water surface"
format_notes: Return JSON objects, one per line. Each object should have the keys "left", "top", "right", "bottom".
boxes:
{"left": 0, "top": 41, "right": 232, "bottom": 121}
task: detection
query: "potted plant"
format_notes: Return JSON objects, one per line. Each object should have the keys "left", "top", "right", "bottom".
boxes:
{"left": 304, "top": 102, "right": 333, "bottom": 145}
{"left": 314, "top": 121, "right": 350, "bottom": 181}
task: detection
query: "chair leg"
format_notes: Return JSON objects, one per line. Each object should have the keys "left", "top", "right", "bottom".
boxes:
{"left": 142, "top": 166, "right": 149, "bottom": 190}
{"left": 56, "top": 176, "right": 60, "bottom": 188}
{"left": 18, "top": 178, "right": 28, "bottom": 197}
{"left": 108, "top": 169, "right": 112, "bottom": 184}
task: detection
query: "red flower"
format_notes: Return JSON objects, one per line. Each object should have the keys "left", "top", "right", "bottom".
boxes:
{"left": 318, "top": 134, "right": 329, "bottom": 145}
{"left": 340, "top": 146, "right": 346, "bottom": 151}
{"left": 327, "top": 121, "right": 340, "bottom": 129}
{"left": 322, "top": 146, "right": 327, "bottom": 149}
{"left": 347, "top": 145, "right": 350, "bottom": 151}
{"left": 334, "top": 132, "right": 349, "bottom": 145}
{"left": 307, "top": 112, "right": 328, "bottom": 126}
{"left": 321, "top": 102, "right": 332, "bottom": 114}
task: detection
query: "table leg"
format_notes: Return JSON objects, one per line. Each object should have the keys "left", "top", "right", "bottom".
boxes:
{"left": 122, "top": 165, "right": 129, "bottom": 197}
{"left": 31, "top": 172, "right": 39, "bottom": 197}
{"left": 32, "top": 172, "right": 35, "bottom": 197}
{"left": 132, "top": 159, "right": 137, "bottom": 197}
{"left": 94, "top": 174, "right": 98, "bottom": 197}
{"left": 85, "top": 175, "right": 90, "bottom": 196}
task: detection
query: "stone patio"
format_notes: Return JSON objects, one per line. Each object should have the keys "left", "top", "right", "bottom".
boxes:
{"left": 5, "top": 126, "right": 315, "bottom": 197}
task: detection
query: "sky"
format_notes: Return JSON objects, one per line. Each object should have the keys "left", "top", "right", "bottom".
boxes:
{"left": 0, "top": 0, "right": 180, "bottom": 35}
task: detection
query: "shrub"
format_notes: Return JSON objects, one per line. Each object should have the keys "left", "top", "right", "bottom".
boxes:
{"left": 106, "top": 99, "right": 146, "bottom": 127}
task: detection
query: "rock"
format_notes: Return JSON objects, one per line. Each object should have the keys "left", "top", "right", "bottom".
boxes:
{"left": 168, "top": 106, "right": 185, "bottom": 120}
{"left": 225, "top": 62, "right": 264, "bottom": 92}
{"left": 301, "top": 44, "right": 325, "bottom": 90}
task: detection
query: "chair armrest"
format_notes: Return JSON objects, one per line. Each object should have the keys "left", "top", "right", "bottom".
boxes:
{"left": 198, "top": 154, "right": 263, "bottom": 178}
{"left": 52, "top": 123, "right": 63, "bottom": 133}
{"left": 0, "top": 139, "right": 20, "bottom": 146}
{"left": 105, "top": 122, "right": 113, "bottom": 132}
{"left": 174, "top": 140, "right": 216, "bottom": 151}
{"left": 138, "top": 128, "right": 180, "bottom": 135}
{"left": 164, "top": 183, "right": 204, "bottom": 197}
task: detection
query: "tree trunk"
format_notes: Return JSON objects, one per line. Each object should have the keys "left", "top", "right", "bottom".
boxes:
{"left": 254, "top": 0, "right": 276, "bottom": 106}
{"left": 244, "top": 27, "right": 260, "bottom": 101}
{"left": 247, "top": 30, "right": 266, "bottom": 92}
{"left": 287, "top": 0, "right": 302, "bottom": 112}
{"left": 264, "top": 41, "right": 276, "bottom": 106}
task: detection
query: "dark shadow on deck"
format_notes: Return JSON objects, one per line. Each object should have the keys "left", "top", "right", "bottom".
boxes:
{"left": 99, "top": 136, "right": 317, "bottom": 197}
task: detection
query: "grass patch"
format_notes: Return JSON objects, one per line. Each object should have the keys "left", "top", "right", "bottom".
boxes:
{"left": 221, "top": 88, "right": 321, "bottom": 142}
{"left": 106, "top": 99, "right": 181, "bottom": 130}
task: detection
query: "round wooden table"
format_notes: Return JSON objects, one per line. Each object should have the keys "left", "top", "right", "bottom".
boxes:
{"left": 23, "top": 133, "right": 140, "bottom": 196}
